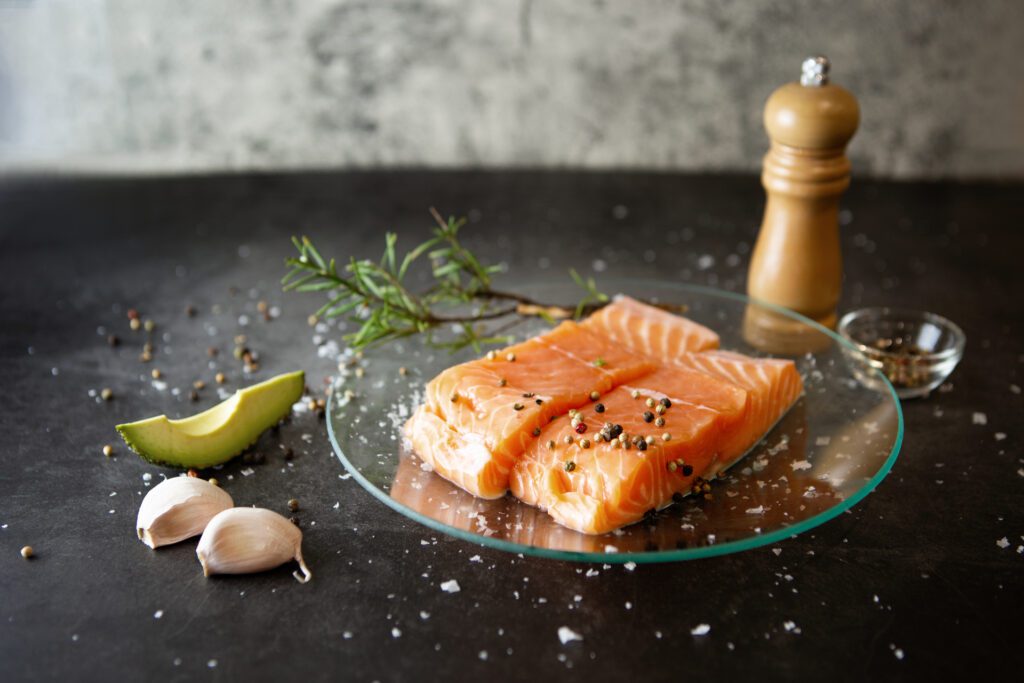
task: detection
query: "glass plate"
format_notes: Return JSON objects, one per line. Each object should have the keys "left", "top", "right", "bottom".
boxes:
{"left": 327, "top": 280, "right": 903, "bottom": 563}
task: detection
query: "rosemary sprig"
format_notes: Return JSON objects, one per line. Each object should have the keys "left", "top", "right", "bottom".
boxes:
{"left": 282, "top": 209, "right": 607, "bottom": 352}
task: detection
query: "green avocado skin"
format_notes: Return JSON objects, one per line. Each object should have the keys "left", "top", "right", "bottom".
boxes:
{"left": 115, "top": 371, "right": 305, "bottom": 469}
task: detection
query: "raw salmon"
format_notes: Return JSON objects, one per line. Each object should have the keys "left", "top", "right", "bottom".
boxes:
{"left": 409, "top": 321, "right": 654, "bottom": 498}
{"left": 405, "top": 298, "right": 803, "bottom": 534}
{"left": 675, "top": 351, "right": 803, "bottom": 476}
{"left": 581, "top": 295, "right": 720, "bottom": 358}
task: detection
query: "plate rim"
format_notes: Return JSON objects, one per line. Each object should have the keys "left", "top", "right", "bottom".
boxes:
{"left": 326, "top": 278, "right": 904, "bottom": 563}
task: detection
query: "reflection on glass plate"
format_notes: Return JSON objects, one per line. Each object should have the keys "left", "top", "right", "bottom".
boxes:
{"left": 327, "top": 280, "right": 903, "bottom": 563}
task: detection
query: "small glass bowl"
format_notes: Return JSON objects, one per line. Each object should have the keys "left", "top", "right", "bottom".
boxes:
{"left": 838, "top": 307, "right": 965, "bottom": 399}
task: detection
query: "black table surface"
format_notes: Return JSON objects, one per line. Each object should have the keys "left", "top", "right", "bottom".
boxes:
{"left": 1, "top": 171, "right": 1021, "bottom": 682}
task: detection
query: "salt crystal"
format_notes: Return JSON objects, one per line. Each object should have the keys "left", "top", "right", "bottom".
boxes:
{"left": 240, "top": 468, "right": 255, "bottom": 477}
{"left": 623, "top": 561, "right": 637, "bottom": 571}
{"left": 790, "top": 460, "right": 812, "bottom": 471}
{"left": 478, "top": 651, "right": 488, "bottom": 661}
{"left": 207, "top": 660, "right": 218, "bottom": 669}
{"left": 142, "top": 473, "right": 152, "bottom": 482}
{"left": 972, "top": 412, "right": 987, "bottom": 425}
{"left": 420, "top": 611, "right": 430, "bottom": 620}
{"left": 746, "top": 506, "right": 765, "bottom": 515}
{"left": 557, "top": 626, "right": 583, "bottom": 644}
{"left": 604, "top": 545, "right": 619, "bottom": 553}
{"left": 783, "top": 620, "right": 799, "bottom": 633}
{"left": 469, "top": 555, "right": 482, "bottom": 563}
{"left": 153, "top": 610, "right": 164, "bottom": 619}
{"left": 391, "top": 627, "right": 401, "bottom": 638}
{"left": 440, "top": 579, "right": 461, "bottom": 593}
{"left": 1011, "top": 384, "right": 1021, "bottom": 394}
{"left": 996, "top": 537, "right": 1010, "bottom": 549}
{"left": 585, "top": 568, "right": 599, "bottom": 577}
{"left": 772, "top": 548, "right": 782, "bottom": 556}
{"left": 690, "top": 623, "right": 711, "bottom": 636}
{"left": 994, "top": 433, "right": 1007, "bottom": 441}
{"left": 815, "top": 436, "right": 831, "bottom": 446}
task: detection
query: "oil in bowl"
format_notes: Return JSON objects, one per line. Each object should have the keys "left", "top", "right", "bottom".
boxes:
{"left": 838, "top": 308, "right": 965, "bottom": 399}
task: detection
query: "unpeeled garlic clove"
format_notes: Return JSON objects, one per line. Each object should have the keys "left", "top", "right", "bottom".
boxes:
{"left": 196, "top": 507, "right": 312, "bottom": 583}
{"left": 136, "top": 476, "right": 234, "bottom": 549}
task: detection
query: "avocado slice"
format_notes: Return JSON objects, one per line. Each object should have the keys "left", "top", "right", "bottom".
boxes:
{"left": 116, "top": 370, "right": 305, "bottom": 468}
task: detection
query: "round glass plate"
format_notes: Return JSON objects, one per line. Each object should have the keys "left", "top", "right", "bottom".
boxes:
{"left": 327, "top": 279, "right": 903, "bottom": 563}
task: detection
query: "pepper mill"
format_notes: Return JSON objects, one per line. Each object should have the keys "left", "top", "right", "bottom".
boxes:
{"left": 746, "top": 56, "right": 859, "bottom": 334}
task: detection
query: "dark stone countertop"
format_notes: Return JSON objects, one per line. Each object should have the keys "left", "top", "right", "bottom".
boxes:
{"left": 1, "top": 171, "right": 1021, "bottom": 682}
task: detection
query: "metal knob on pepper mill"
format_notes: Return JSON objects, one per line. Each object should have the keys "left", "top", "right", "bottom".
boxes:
{"left": 744, "top": 56, "right": 860, "bottom": 350}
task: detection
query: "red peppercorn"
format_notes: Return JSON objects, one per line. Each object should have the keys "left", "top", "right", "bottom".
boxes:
{"left": 574, "top": 422, "right": 587, "bottom": 434}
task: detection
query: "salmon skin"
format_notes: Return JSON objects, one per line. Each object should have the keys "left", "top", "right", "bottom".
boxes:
{"left": 405, "top": 297, "right": 803, "bottom": 533}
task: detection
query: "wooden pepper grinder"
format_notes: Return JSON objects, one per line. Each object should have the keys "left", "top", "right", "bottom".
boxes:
{"left": 747, "top": 56, "right": 860, "bottom": 332}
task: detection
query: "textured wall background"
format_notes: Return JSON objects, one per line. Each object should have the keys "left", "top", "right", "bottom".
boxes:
{"left": 1, "top": 0, "right": 1022, "bottom": 178}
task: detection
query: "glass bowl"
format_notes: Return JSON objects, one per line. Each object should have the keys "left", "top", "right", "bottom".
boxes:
{"left": 327, "top": 279, "right": 903, "bottom": 564}
{"left": 837, "top": 307, "right": 965, "bottom": 399}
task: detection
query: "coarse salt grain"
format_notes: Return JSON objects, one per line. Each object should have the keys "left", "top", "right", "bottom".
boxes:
{"left": 690, "top": 623, "right": 711, "bottom": 636}
{"left": 440, "top": 579, "right": 461, "bottom": 593}
{"left": 557, "top": 626, "right": 583, "bottom": 645}
{"left": 623, "top": 561, "right": 636, "bottom": 571}
{"left": 790, "top": 460, "right": 812, "bottom": 471}
{"left": 972, "top": 412, "right": 987, "bottom": 425}
{"left": 996, "top": 537, "right": 1010, "bottom": 549}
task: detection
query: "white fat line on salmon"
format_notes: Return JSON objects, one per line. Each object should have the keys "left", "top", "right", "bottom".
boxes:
{"left": 539, "top": 339, "right": 617, "bottom": 375}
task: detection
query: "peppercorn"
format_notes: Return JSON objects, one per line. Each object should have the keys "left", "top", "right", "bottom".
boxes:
{"left": 532, "top": 427, "right": 541, "bottom": 437}
{"left": 506, "top": 352, "right": 516, "bottom": 362}
{"left": 645, "top": 397, "right": 656, "bottom": 408}
{"left": 215, "top": 372, "right": 226, "bottom": 384}
{"left": 564, "top": 461, "right": 576, "bottom": 472}
{"left": 283, "top": 447, "right": 294, "bottom": 461}
{"left": 129, "top": 318, "right": 141, "bottom": 331}
{"left": 207, "top": 346, "right": 218, "bottom": 357}
{"left": 189, "top": 390, "right": 199, "bottom": 402}
{"left": 580, "top": 439, "right": 591, "bottom": 449}
{"left": 126, "top": 308, "right": 140, "bottom": 320}
{"left": 672, "top": 492, "right": 685, "bottom": 504}
{"left": 151, "top": 369, "right": 162, "bottom": 379}
{"left": 498, "top": 378, "right": 507, "bottom": 387}
{"left": 631, "top": 390, "right": 641, "bottom": 399}
{"left": 107, "top": 334, "right": 119, "bottom": 347}
{"left": 522, "top": 392, "right": 535, "bottom": 398}
{"left": 102, "top": 444, "right": 113, "bottom": 457}
{"left": 656, "top": 404, "right": 666, "bottom": 415}
{"left": 662, "top": 433, "right": 672, "bottom": 442}
{"left": 100, "top": 388, "right": 114, "bottom": 401}
{"left": 20, "top": 546, "right": 33, "bottom": 559}
{"left": 140, "top": 351, "right": 152, "bottom": 363}
{"left": 574, "top": 422, "right": 587, "bottom": 434}
{"left": 594, "top": 403, "right": 605, "bottom": 413}
{"left": 287, "top": 498, "right": 300, "bottom": 512}
{"left": 535, "top": 398, "right": 543, "bottom": 405}
{"left": 486, "top": 350, "right": 496, "bottom": 360}
{"left": 143, "top": 320, "right": 155, "bottom": 332}
{"left": 193, "top": 380, "right": 205, "bottom": 390}
{"left": 642, "top": 411, "right": 654, "bottom": 423}
{"left": 682, "top": 464, "right": 694, "bottom": 476}
{"left": 563, "top": 435, "right": 573, "bottom": 445}
{"left": 399, "top": 367, "right": 408, "bottom": 376}
{"left": 547, "top": 440, "right": 556, "bottom": 450}
{"left": 208, "top": 478, "right": 219, "bottom": 487}
{"left": 659, "top": 398, "right": 671, "bottom": 408}
{"left": 513, "top": 403, "right": 524, "bottom": 411}
{"left": 636, "top": 439, "right": 648, "bottom": 451}
{"left": 589, "top": 391, "right": 600, "bottom": 401}
{"left": 185, "top": 304, "right": 197, "bottom": 317}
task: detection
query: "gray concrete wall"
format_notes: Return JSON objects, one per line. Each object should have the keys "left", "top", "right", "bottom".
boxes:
{"left": 1, "top": 0, "right": 1021, "bottom": 178}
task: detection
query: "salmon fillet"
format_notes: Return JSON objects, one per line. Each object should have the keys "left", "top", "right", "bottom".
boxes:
{"left": 581, "top": 295, "right": 720, "bottom": 359}
{"left": 675, "top": 350, "right": 803, "bottom": 476}
{"left": 408, "top": 321, "right": 654, "bottom": 498}
{"left": 509, "top": 362, "right": 751, "bottom": 534}
{"left": 405, "top": 298, "right": 803, "bottom": 534}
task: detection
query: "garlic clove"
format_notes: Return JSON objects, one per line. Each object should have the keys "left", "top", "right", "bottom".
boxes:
{"left": 136, "top": 476, "right": 234, "bottom": 549}
{"left": 196, "top": 507, "right": 312, "bottom": 583}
